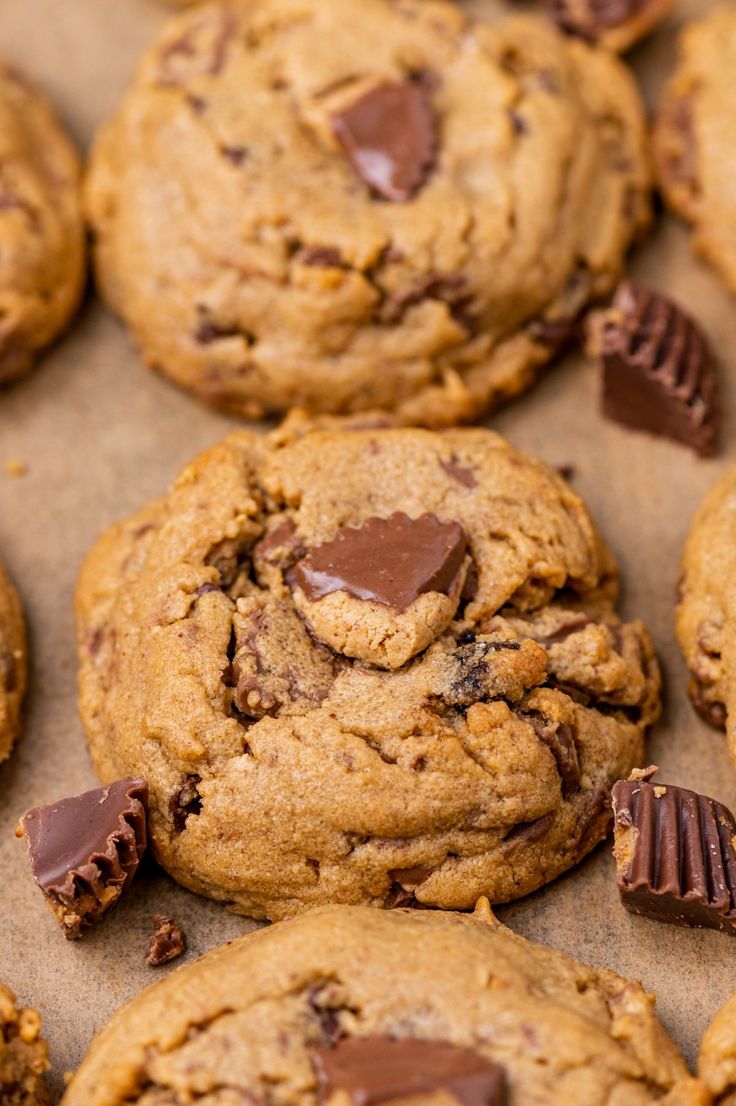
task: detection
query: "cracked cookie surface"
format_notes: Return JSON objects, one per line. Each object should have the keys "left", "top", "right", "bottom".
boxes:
{"left": 677, "top": 465, "right": 736, "bottom": 752}
{"left": 0, "top": 559, "right": 26, "bottom": 765}
{"left": 86, "top": 0, "right": 649, "bottom": 426}
{"left": 0, "top": 62, "right": 84, "bottom": 384}
{"left": 62, "top": 903, "right": 705, "bottom": 1106}
{"left": 76, "top": 414, "right": 660, "bottom": 920}
{"left": 654, "top": 9, "right": 736, "bottom": 300}
{"left": 0, "top": 983, "right": 50, "bottom": 1106}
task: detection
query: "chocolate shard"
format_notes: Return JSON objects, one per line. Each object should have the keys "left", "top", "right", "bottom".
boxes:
{"left": 331, "top": 80, "right": 436, "bottom": 203}
{"left": 19, "top": 778, "right": 148, "bottom": 940}
{"left": 519, "top": 712, "right": 581, "bottom": 797}
{"left": 146, "top": 914, "right": 187, "bottom": 967}
{"left": 291, "top": 513, "right": 467, "bottom": 612}
{"left": 612, "top": 777, "right": 736, "bottom": 933}
{"left": 311, "top": 1036, "right": 507, "bottom": 1106}
{"left": 545, "top": 0, "right": 647, "bottom": 39}
{"left": 592, "top": 281, "right": 718, "bottom": 456}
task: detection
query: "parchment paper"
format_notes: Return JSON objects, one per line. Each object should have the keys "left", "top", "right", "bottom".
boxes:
{"left": 0, "top": 0, "right": 733, "bottom": 1095}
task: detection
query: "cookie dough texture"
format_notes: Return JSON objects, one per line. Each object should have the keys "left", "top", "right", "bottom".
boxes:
{"left": 62, "top": 904, "right": 705, "bottom": 1106}
{"left": 0, "top": 560, "right": 26, "bottom": 764}
{"left": 654, "top": 9, "right": 736, "bottom": 299}
{"left": 677, "top": 465, "right": 736, "bottom": 749}
{"left": 0, "top": 62, "right": 84, "bottom": 385}
{"left": 76, "top": 415, "right": 660, "bottom": 921}
{"left": 86, "top": 0, "right": 650, "bottom": 425}
{"left": 0, "top": 983, "right": 50, "bottom": 1106}
{"left": 701, "top": 987, "right": 736, "bottom": 1106}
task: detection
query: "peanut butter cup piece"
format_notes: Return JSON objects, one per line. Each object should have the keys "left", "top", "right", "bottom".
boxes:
{"left": 331, "top": 80, "right": 436, "bottom": 203}
{"left": 18, "top": 778, "right": 148, "bottom": 939}
{"left": 588, "top": 281, "right": 718, "bottom": 456}
{"left": 612, "top": 774, "right": 736, "bottom": 933}
{"left": 293, "top": 512, "right": 466, "bottom": 611}
{"left": 312, "top": 1036, "right": 507, "bottom": 1106}
{"left": 146, "top": 914, "right": 187, "bottom": 967}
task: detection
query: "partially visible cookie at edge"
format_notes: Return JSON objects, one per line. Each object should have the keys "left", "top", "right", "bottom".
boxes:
{"left": 0, "top": 983, "right": 50, "bottom": 1106}
{"left": 76, "top": 413, "right": 661, "bottom": 921}
{"left": 654, "top": 9, "right": 736, "bottom": 299}
{"left": 86, "top": 0, "right": 650, "bottom": 426}
{"left": 0, "top": 558, "right": 26, "bottom": 765}
{"left": 0, "top": 62, "right": 84, "bottom": 385}
{"left": 61, "top": 903, "right": 706, "bottom": 1106}
{"left": 677, "top": 465, "right": 736, "bottom": 752}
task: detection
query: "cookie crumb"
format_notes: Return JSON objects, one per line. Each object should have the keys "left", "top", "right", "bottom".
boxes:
{"left": 4, "top": 459, "right": 27, "bottom": 477}
{"left": 146, "top": 914, "right": 186, "bottom": 967}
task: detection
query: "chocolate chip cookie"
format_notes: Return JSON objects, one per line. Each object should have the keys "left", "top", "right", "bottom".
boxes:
{"left": 700, "top": 986, "right": 736, "bottom": 1106}
{"left": 76, "top": 413, "right": 660, "bottom": 921}
{"left": 0, "top": 62, "right": 84, "bottom": 385}
{"left": 677, "top": 465, "right": 736, "bottom": 750}
{"left": 654, "top": 10, "right": 736, "bottom": 300}
{"left": 62, "top": 902, "right": 705, "bottom": 1106}
{"left": 85, "top": 0, "right": 650, "bottom": 425}
{"left": 0, "top": 559, "right": 26, "bottom": 764}
{"left": 0, "top": 983, "right": 50, "bottom": 1106}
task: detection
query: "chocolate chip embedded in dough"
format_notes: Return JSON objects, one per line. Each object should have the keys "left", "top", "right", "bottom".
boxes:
{"left": 19, "top": 778, "right": 148, "bottom": 939}
{"left": 292, "top": 513, "right": 467, "bottom": 612}
{"left": 331, "top": 80, "right": 436, "bottom": 203}
{"left": 311, "top": 1035, "right": 507, "bottom": 1106}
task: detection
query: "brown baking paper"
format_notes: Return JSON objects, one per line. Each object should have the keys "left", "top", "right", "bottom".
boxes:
{"left": 0, "top": 0, "right": 733, "bottom": 1096}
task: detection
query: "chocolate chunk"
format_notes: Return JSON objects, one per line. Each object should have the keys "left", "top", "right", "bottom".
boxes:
{"left": 253, "top": 520, "right": 306, "bottom": 568}
{"left": 546, "top": 0, "right": 646, "bottom": 39}
{"left": 691, "top": 681, "right": 727, "bottom": 730}
{"left": 388, "top": 864, "right": 436, "bottom": 888}
{"left": 593, "top": 282, "right": 718, "bottom": 456}
{"left": 170, "top": 775, "right": 202, "bottom": 832}
{"left": 146, "top": 914, "right": 187, "bottom": 967}
{"left": 312, "top": 1036, "right": 507, "bottom": 1106}
{"left": 520, "top": 712, "right": 580, "bottom": 797}
{"left": 612, "top": 777, "right": 736, "bottom": 933}
{"left": 332, "top": 81, "right": 436, "bottom": 203}
{"left": 298, "top": 246, "right": 344, "bottom": 268}
{"left": 19, "top": 779, "right": 148, "bottom": 940}
{"left": 291, "top": 513, "right": 466, "bottom": 611}
{"left": 440, "top": 457, "right": 477, "bottom": 489}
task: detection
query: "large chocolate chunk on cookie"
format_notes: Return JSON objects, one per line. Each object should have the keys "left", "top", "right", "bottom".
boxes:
{"left": 76, "top": 414, "right": 660, "bottom": 921}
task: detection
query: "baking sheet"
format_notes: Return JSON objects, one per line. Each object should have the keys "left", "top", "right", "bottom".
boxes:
{"left": 0, "top": 0, "right": 733, "bottom": 1095}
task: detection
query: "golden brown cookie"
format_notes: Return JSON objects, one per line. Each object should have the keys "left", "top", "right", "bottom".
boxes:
{"left": 85, "top": 0, "right": 650, "bottom": 426}
{"left": 61, "top": 903, "right": 706, "bottom": 1106}
{"left": 0, "top": 62, "right": 84, "bottom": 384}
{"left": 0, "top": 559, "right": 26, "bottom": 764}
{"left": 677, "top": 465, "right": 736, "bottom": 751}
{"left": 654, "top": 9, "right": 736, "bottom": 299}
{"left": 699, "top": 988, "right": 736, "bottom": 1106}
{"left": 0, "top": 984, "right": 50, "bottom": 1106}
{"left": 76, "top": 414, "right": 660, "bottom": 921}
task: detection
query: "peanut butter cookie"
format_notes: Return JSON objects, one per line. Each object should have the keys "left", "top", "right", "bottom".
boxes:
{"left": 654, "top": 9, "right": 736, "bottom": 300}
{"left": 86, "top": 0, "right": 650, "bottom": 425}
{"left": 0, "top": 559, "right": 26, "bottom": 765}
{"left": 62, "top": 903, "right": 706, "bottom": 1106}
{"left": 0, "top": 62, "right": 84, "bottom": 384}
{"left": 677, "top": 465, "right": 736, "bottom": 751}
{"left": 76, "top": 414, "right": 660, "bottom": 921}
{"left": 0, "top": 983, "right": 50, "bottom": 1106}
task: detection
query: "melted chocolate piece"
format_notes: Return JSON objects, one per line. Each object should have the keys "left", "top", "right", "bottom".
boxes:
{"left": 146, "top": 914, "right": 187, "bottom": 967}
{"left": 20, "top": 779, "right": 148, "bottom": 939}
{"left": 170, "top": 775, "right": 202, "bottom": 832}
{"left": 546, "top": 0, "right": 646, "bottom": 38}
{"left": 440, "top": 457, "right": 477, "bottom": 489}
{"left": 312, "top": 1036, "right": 507, "bottom": 1106}
{"left": 520, "top": 712, "right": 580, "bottom": 797}
{"left": 332, "top": 81, "right": 436, "bottom": 203}
{"left": 292, "top": 513, "right": 466, "bottom": 612}
{"left": 612, "top": 778, "right": 736, "bottom": 933}
{"left": 597, "top": 282, "right": 718, "bottom": 456}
